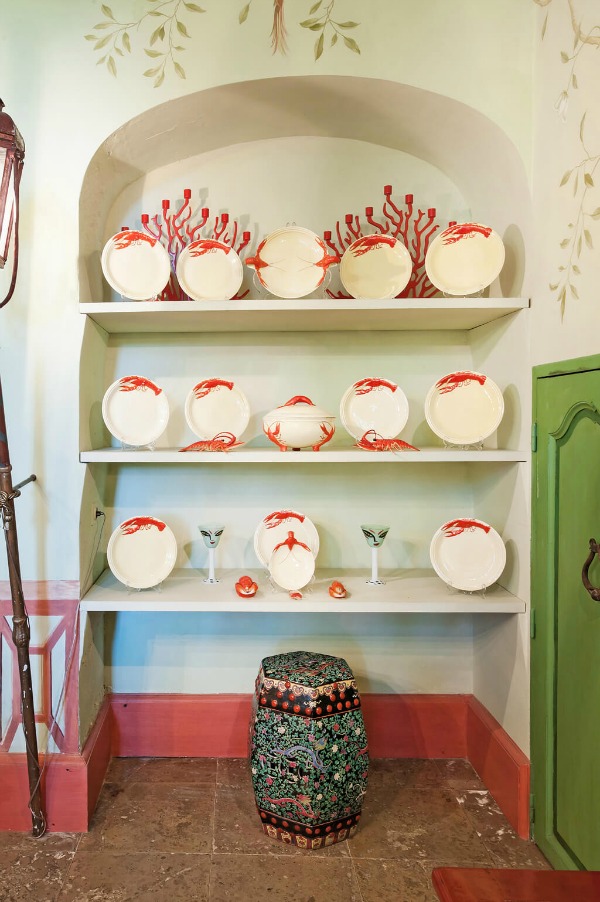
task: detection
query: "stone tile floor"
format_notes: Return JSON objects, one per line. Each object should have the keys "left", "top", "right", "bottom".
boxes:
{"left": 0, "top": 757, "right": 550, "bottom": 901}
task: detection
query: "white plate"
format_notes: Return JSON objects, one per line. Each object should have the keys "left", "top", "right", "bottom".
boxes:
{"left": 102, "top": 375, "right": 169, "bottom": 447}
{"left": 245, "top": 226, "right": 338, "bottom": 299}
{"left": 101, "top": 230, "right": 171, "bottom": 300}
{"left": 425, "top": 222, "right": 505, "bottom": 296}
{"left": 424, "top": 371, "right": 504, "bottom": 446}
{"left": 107, "top": 516, "right": 178, "bottom": 589}
{"left": 184, "top": 379, "right": 250, "bottom": 442}
{"left": 254, "top": 509, "right": 319, "bottom": 568}
{"left": 268, "top": 532, "right": 316, "bottom": 592}
{"left": 430, "top": 517, "right": 506, "bottom": 591}
{"left": 340, "top": 235, "right": 412, "bottom": 299}
{"left": 340, "top": 377, "right": 409, "bottom": 441}
{"left": 176, "top": 238, "right": 243, "bottom": 300}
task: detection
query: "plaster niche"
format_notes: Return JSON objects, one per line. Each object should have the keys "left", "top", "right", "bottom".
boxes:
{"left": 79, "top": 74, "right": 532, "bottom": 301}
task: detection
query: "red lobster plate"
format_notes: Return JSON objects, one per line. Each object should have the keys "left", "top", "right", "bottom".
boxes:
{"left": 101, "top": 229, "right": 171, "bottom": 300}
{"left": 107, "top": 516, "right": 178, "bottom": 589}
{"left": 424, "top": 222, "right": 505, "bottom": 296}
{"left": 429, "top": 517, "right": 506, "bottom": 592}
{"left": 339, "top": 235, "right": 412, "bottom": 299}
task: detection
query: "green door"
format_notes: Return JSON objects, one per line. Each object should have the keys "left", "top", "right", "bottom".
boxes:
{"left": 531, "top": 354, "right": 600, "bottom": 869}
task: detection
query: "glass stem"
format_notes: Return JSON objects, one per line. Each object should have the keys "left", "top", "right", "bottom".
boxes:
{"left": 371, "top": 546, "right": 379, "bottom": 583}
{"left": 208, "top": 547, "right": 216, "bottom": 582}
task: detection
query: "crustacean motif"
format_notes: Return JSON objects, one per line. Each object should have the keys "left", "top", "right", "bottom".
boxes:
{"left": 117, "top": 375, "right": 162, "bottom": 395}
{"left": 264, "top": 510, "right": 305, "bottom": 530}
{"left": 272, "top": 531, "right": 311, "bottom": 555}
{"left": 264, "top": 420, "right": 335, "bottom": 452}
{"left": 262, "top": 794, "right": 316, "bottom": 819}
{"left": 441, "top": 518, "right": 491, "bottom": 538}
{"left": 179, "top": 432, "right": 243, "bottom": 452}
{"left": 355, "top": 430, "right": 419, "bottom": 452}
{"left": 328, "top": 580, "right": 347, "bottom": 599}
{"left": 353, "top": 377, "right": 397, "bottom": 396}
{"left": 187, "top": 238, "right": 232, "bottom": 257}
{"left": 348, "top": 234, "right": 397, "bottom": 256}
{"left": 440, "top": 223, "right": 493, "bottom": 245}
{"left": 435, "top": 372, "right": 487, "bottom": 395}
{"left": 120, "top": 516, "right": 166, "bottom": 536}
{"left": 246, "top": 235, "right": 339, "bottom": 289}
{"left": 113, "top": 230, "right": 157, "bottom": 250}
{"left": 192, "top": 378, "right": 234, "bottom": 400}
{"left": 236, "top": 575, "right": 258, "bottom": 598}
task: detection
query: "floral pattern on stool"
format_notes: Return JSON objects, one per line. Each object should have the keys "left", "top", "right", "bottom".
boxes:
{"left": 249, "top": 650, "right": 369, "bottom": 849}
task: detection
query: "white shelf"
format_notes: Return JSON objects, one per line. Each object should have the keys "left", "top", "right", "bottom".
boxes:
{"left": 80, "top": 568, "right": 526, "bottom": 614}
{"left": 80, "top": 446, "right": 529, "bottom": 464}
{"left": 80, "top": 298, "right": 529, "bottom": 334}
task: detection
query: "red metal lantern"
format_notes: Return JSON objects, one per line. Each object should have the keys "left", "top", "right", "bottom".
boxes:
{"left": 0, "top": 99, "right": 25, "bottom": 307}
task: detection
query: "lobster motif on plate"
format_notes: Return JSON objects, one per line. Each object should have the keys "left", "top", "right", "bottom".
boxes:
{"left": 440, "top": 223, "right": 493, "bottom": 245}
{"left": 441, "top": 519, "right": 491, "bottom": 538}
{"left": 179, "top": 432, "right": 243, "bottom": 452}
{"left": 349, "top": 235, "right": 397, "bottom": 257}
{"left": 192, "top": 378, "right": 235, "bottom": 400}
{"left": 435, "top": 372, "right": 487, "bottom": 395}
{"left": 355, "top": 430, "right": 419, "bottom": 452}
{"left": 353, "top": 377, "right": 397, "bottom": 396}
{"left": 264, "top": 510, "right": 305, "bottom": 530}
{"left": 120, "top": 516, "right": 166, "bottom": 535}
{"left": 113, "top": 230, "right": 157, "bottom": 250}
{"left": 187, "top": 238, "right": 231, "bottom": 257}
{"left": 117, "top": 375, "right": 162, "bottom": 395}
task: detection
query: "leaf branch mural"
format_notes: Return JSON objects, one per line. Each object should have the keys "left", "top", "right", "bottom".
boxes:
{"left": 86, "top": 1, "right": 362, "bottom": 81}
{"left": 535, "top": 0, "right": 600, "bottom": 315}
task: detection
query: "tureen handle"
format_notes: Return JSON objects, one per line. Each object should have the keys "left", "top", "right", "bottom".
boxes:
{"left": 281, "top": 396, "right": 315, "bottom": 407}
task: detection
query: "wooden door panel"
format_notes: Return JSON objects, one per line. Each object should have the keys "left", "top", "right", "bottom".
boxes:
{"left": 533, "top": 361, "right": 600, "bottom": 870}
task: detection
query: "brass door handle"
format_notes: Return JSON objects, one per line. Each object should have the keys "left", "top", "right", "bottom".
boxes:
{"left": 582, "top": 538, "right": 600, "bottom": 602}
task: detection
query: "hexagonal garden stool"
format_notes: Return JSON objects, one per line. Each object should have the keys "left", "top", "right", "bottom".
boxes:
{"left": 249, "top": 650, "right": 369, "bottom": 850}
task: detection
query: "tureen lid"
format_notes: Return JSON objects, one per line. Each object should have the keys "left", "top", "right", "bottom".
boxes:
{"left": 270, "top": 395, "right": 334, "bottom": 420}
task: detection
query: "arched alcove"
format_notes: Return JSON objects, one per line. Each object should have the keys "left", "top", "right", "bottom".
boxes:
{"left": 79, "top": 75, "right": 531, "bottom": 301}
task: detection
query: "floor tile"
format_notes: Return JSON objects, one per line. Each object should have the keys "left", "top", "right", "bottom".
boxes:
{"left": 0, "top": 831, "right": 79, "bottom": 852}
{"left": 78, "top": 781, "right": 215, "bottom": 853}
{"left": 106, "top": 756, "right": 218, "bottom": 785}
{"left": 0, "top": 849, "right": 74, "bottom": 902}
{"left": 213, "top": 785, "right": 349, "bottom": 856}
{"left": 56, "top": 851, "right": 211, "bottom": 901}
{"left": 209, "top": 853, "right": 362, "bottom": 902}
{"left": 349, "top": 784, "right": 494, "bottom": 865}
{"left": 217, "top": 757, "right": 252, "bottom": 789}
{"left": 367, "top": 758, "right": 444, "bottom": 791}
{"left": 353, "top": 858, "right": 439, "bottom": 902}
{"left": 434, "top": 758, "right": 486, "bottom": 790}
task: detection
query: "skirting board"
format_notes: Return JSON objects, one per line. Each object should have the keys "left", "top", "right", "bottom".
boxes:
{"left": 0, "top": 693, "right": 529, "bottom": 837}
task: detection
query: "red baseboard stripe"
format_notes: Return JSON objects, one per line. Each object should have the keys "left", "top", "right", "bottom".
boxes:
{"left": 466, "top": 696, "right": 530, "bottom": 839}
{"left": 0, "top": 693, "right": 529, "bottom": 836}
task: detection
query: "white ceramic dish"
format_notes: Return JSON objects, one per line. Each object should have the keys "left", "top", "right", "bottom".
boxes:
{"left": 102, "top": 375, "right": 169, "bottom": 447}
{"left": 107, "top": 516, "right": 178, "bottom": 589}
{"left": 268, "top": 531, "right": 316, "bottom": 592}
{"left": 340, "top": 377, "right": 409, "bottom": 441}
{"left": 424, "top": 371, "right": 504, "bottom": 446}
{"left": 184, "top": 378, "right": 250, "bottom": 442}
{"left": 101, "top": 229, "right": 171, "bottom": 300}
{"left": 425, "top": 222, "right": 505, "bottom": 296}
{"left": 254, "top": 509, "right": 319, "bottom": 568}
{"left": 340, "top": 235, "right": 412, "bottom": 299}
{"left": 245, "top": 226, "right": 339, "bottom": 299}
{"left": 263, "top": 395, "right": 335, "bottom": 451}
{"left": 429, "top": 517, "right": 506, "bottom": 591}
{"left": 176, "top": 238, "right": 243, "bottom": 300}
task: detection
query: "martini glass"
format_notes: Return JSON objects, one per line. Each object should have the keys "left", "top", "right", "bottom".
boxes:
{"left": 199, "top": 524, "right": 224, "bottom": 584}
{"left": 361, "top": 524, "right": 390, "bottom": 585}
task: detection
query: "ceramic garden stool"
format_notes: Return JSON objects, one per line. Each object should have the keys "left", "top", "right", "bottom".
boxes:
{"left": 249, "top": 650, "right": 369, "bottom": 850}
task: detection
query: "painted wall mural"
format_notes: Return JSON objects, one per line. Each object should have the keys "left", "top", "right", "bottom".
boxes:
{"left": 85, "top": 0, "right": 362, "bottom": 86}
{"left": 535, "top": 0, "right": 600, "bottom": 317}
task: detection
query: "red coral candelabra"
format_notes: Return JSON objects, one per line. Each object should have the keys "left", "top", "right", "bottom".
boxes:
{"left": 139, "top": 189, "right": 252, "bottom": 300}
{"left": 323, "top": 186, "right": 442, "bottom": 298}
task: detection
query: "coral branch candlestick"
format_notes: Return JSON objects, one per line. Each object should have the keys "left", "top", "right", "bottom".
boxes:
{"left": 199, "top": 524, "right": 224, "bottom": 584}
{"left": 361, "top": 524, "right": 390, "bottom": 586}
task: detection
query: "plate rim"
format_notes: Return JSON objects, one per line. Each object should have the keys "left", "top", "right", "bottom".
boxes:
{"left": 101, "top": 229, "right": 172, "bottom": 301}
{"left": 107, "top": 516, "right": 178, "bottom": 589}
{"left": 253, "top": 509, "right": 320, "bottom": 568}
{"left": 429, "top": 517, "right": 506, "bottom": 591}
{"left": 102, "top": 374, "right": 170, "bottom": 446}
{"left": 424, "top": 222, "right": 505, "bottom": 296}
{"left": 424, "top": 370, "right": 504, "bottom": 445}
{"left": 339, "top": 234, "right": 412, "bottom": 299}
{"left": 339, "top": 377, "right": 409, "bottom": 441}
{"left": 176, "top": 238, "right": 243, "bottom": 301}
{"left": 268, "top": 538, "right": 316, "bottom": 591}
{"left": 183, "top": 378, "right": 250, "bottom": 441}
